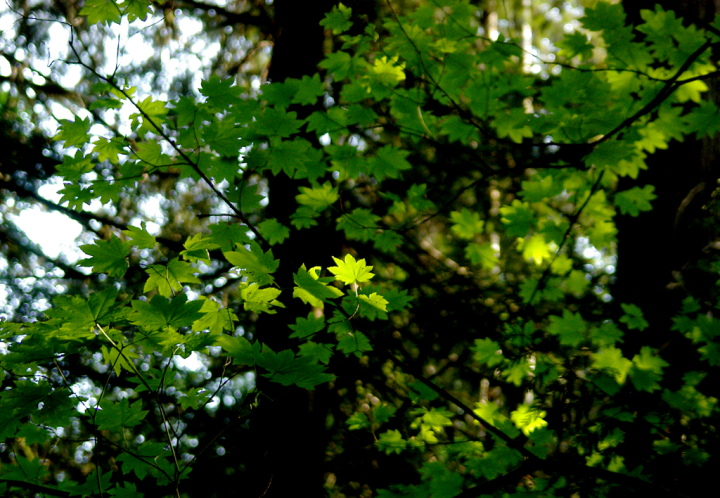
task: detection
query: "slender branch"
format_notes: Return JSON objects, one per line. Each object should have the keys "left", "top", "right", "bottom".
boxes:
{"left": 601, "top": 39, "right": 716, "bottom": 143}
{"left": 65, "top": 30, "right": 271, "bottom": 250}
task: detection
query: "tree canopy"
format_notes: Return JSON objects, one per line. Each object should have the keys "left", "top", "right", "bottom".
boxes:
{"left": 1, "top": 1, "right": 719, "bottom": 497}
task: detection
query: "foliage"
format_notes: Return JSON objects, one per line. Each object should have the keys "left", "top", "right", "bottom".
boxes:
{"left": 1, "top": 1, "right": 720, "bottom": 497}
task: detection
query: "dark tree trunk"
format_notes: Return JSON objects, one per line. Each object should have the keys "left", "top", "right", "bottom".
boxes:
{"left": 241, "top": 2, "right": 339, "bottom": 497}
{"left": 613, "top": 1, "right": 720, "bottom": 492}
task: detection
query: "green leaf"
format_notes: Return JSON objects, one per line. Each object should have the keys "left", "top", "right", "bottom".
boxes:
{"left": 500, "top": 200, "right": 536, "bottom": 238}
{"left": 224, "top": 241, "right": 279, "bottom": 286}
{"left": 240, "top": 283, "right": 283, "bottom": 314}
{"left": 130, "top": 96, "right": 168, "bottom": 132}
{"left": 254, "top": 107, "right": 303, "bottom": 138}
{"left": 55, "top": 117, "right": 92, "bottom": 148}
{"left": 520, "top": 175, "right": 564, "bottom": 202}
{"left": 144, "top": 258, "right": 201, "bottom": 298}
{"left": 328, "top": 254, "right": 375, "bottom": 285}
{"left": 257, "top": 347, "right": 334, "bottom": 389}
{"left": 368, "top": 145, "right": 412, "bottom": 180}
{"left": 200, "top": 75, "right": 241, "bottom": 109}
{"left": 123, "top": 222, "right": 157, "bottom": 249}
{"left": 258, "top": 218, "right": 291, "bottom": 246}
{"left": 620, "top": 303, "right": 649, "bottom": 330}
{"left": 92, "top": 137, "right": 126, "bottom": 164}
{"left": 614, "top": 185, "right": 657, "bottom": 216}
{"left": 298, "top": 341, "right": 333, "bottom": 365}
{"left": 119, "top": 0, "right": 152, "bottom": 22}
{"left": 374, "top": 404, "right": 397, "bottom": 425}
{"left": 296, "top": 182, "right": 339, "bottom": 210}
{"left": 180, "top": 233, "right": 218, "bottom": 264}
{"left": 376, "top": 429, "right": 407, "bottom": 454}
{"left": 80, "top": 0, "right": 122, "bottom": 26}
{"left": 590, "top": 321, "right": 624, "bottom": 347}
{"left": 592, "top": 346, "right": 633, "bottom": 384}
{"left": 289, "top": 312, "right": 326, "bottom": 339}
{"left": 450, "top": 208, "right": 484, "bottom": 239}
{"left": 465, "top": 242, "right": 498, "bottom": 270}
{"left": 293, "top": 266, "right": 344, "bottom": 307}
{"left": 557, "top": 31, "right": 594, "bottom": 61}
{"left": 192, "top": 297, "right": 237, "bottom": 335}
{"left": 510, "top": 404, "right": 548, "bottom": 436}
{"left": 216, "top": 335, "right": 260, "bottom": 366}
{"left": 358, "top": 292, "right": 388, "bottom": 312}
{"left": 336, "top": 330, "right": 372, "bottom": 356}
{"left": 370, "top": 56, "right": 406, "bottom": 87}
{"left": 78, "top": 237, "right": 132, "bottom": 277}
{"left": 519, "top": 234, "right": 552, "bottom": 266}
{"left": 547, "top": 310, "right": 587, "bottom": 347}
{"left": 130, "top": 294, "right": 205, "bottom": 331}
{"left": 347, "top": 412, "right": 370, "bottom": 430}
{"left": 293, "top": 74, "right": 326, "bottom": 106}
{"left": 337, "top": 208, "right": 381, "bottom": 242}
{"left": 96, "top": 398, "right": 148, "bottom": 431}
{"left": 207, "top": 222, "right": 251, "bottom": 252}
{"left": 101, "top": 343, "right": 141, "bottom": 377}
{"left": 472, "top": 338, "right": 503, "bottom": 367}
{"left": 320, "top": 3, "right": 353, "bottom": 34}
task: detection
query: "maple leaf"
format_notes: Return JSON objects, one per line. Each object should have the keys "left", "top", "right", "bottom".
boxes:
{"left": 96, "top": 398, "right": 148, "bottom": 431}
{"left": 368, "top": 145, "right": 412, "bottom": 181}
{"left": 620, "top": 303, "right": 649, "bottom": 330}
{"left": 180, "top": 233, "right": 218, "bottom": 263}
{"left": 450, "top": 208, "right": 484, "bottom": 239}
{"left": 267, "top": 139, "right": 311, "bottom": 176}
{"left": 119, "top": 0, "right": 152, "bottom": 22}
{"left": 557, "top": 31, "right": 594, "bottom": 60}
{"left": 200, "top": 75, "right": 241, "bottom": 109}
{"left": 347, "top": 412, "right": 370, "bottom": 431}
{"left": 206, "top": 222, "right": 251, "bottom": 252}
{"left": 296, "top": 182, "right": 339, "bottom": 210}
{"left": 289, "top": 312, "right": 326, "bottom": 339}
{"left": 358, "top": 292, "right": 388, "bottom": 312}
{"left": 78, "top": 237, "right": 132, "bottom": 277}
{"left": 257, "top": 347, "right": 334, "bottom": 389}
{"left": 328, "top": 254, "right": 375, "bottom": 285}
{"left": 510, "top": 404, "right": 548, "bottom": 436}
{"left": 465, "top": 242, "right": 498, "bottom": 269}
{"left": 520, "top": 234, "right": 552, "bottom": 265}
{"left": 144, "top": 258, "right": 201, "bottom": 298}
{"left": 371, "top": 56, "right": 406, "bottom": 86}
{"left": 178, "top": 387, "right": 212, "bottom": 411}
{"left": 298, "top": 341, "right": 333, "bottom": 365}
{"left": 92, "top": 137, "right": 125, "bottom": 164}
{"left": 240, "top": 283, "right": 283, "bottom": 314}
{"left": 614, "top": 185, "right": 657, "bottom": 216}
{"left": 101, "top": 343, "right": 141, "bottom": 376}
{"left": 293, "top": 74, "right": 326, "bottom": 105}
{"left": 293, "top": 266, "right": 344, "bottom": 306}
{"left": 130, "top": 96, "right": 168, "bottom": 133}
{"left": 253, "top": 108, "right": 303, "bottom": 138}
{"left": 336, "top": 330, "right": 372, "bottom": 356}
{"left": 320, "top": 3, "right": 353, "bottom": 34}
{"left": 130, "top": 294, "right": 204, "bottom": 331}
{"left": 123, "top": 223, "right": 156, "bottom": 249}
{"left": 224, "top": 241, "right": 279, "bottom": 286}
{"left": 500, "top": 200, "right": 536, "bottom": 238}
{"left": 376, "top": 429, "right": 406, "bottom": 454}
{"left": 592, "top": 346, "right": 633, "bottom": 384}
{"left": 337, "top": 208, "right": 381, "bottom": 242}
{"left": 55, "top": 117, "right": 92, "bottom": 148}
{"left": 472, "top": 338, "right": 504, "bottom": 367}
{"left": 547, "top": 310, "right": 587, "bottom": 346}
{"left": 80, "top": 0, "right": 122, "bottom": 26}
